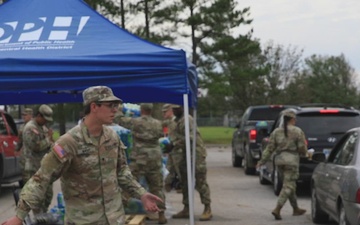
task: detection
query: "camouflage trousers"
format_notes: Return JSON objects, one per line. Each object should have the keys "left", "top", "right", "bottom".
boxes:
{"left": 165, "top": 149, "right": 183, "bottom": 186}
{"left": 129, "top": 157, "right": 166, "bottom": 211}
{"left": 179, "top": 154, "right": 211, "bottom": 206}
{"left": 276, "top": 165, "right": 299, "bottom": 208}
{"left": 23, "top": 170, "right": 53, "bottom": 214}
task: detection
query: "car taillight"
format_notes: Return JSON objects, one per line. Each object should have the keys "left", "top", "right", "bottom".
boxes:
{"left": 249, "top": 129, "right": 257, "bottom": 143}
{"left": 319, "top": 109, "right": 339, "bottom": 114}
{"left": 356, "top": 189, "right": 360, "bottom": 203}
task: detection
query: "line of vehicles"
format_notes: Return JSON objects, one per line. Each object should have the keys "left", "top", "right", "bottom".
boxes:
{"left": 232, "top": 104, "right": 360, "bottom": 225}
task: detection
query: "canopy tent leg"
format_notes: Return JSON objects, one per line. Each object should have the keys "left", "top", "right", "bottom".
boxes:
{"left": 183, "top": 94, "right": 195, "bottom": 225}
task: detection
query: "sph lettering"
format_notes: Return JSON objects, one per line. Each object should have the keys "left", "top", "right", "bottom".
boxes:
{"left": 0, "top": 16, "right": 89, "bottom": 43}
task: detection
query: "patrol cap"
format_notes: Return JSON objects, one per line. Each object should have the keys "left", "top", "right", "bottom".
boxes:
{"left": 22, "top": 108, "right": 33, "bottom": 116}
{"left": 140, "top": 103, "right": 153, "bottom": 110}
{"left": 282, "top": 109, "right": 296, "bottom": 118}
{"left": 39, "top": 104, "right": 53, "bottom": 122}
{"left": 82, "top": 86, "right": 122, "bottom": 105}
{"left": 162, "top": 104, "right": 172, "bottom": 112}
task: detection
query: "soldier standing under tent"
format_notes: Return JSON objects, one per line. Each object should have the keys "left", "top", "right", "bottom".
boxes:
{"left": 165, "top": 105, "right": 212, "bottom": 221}
{"left": 1, "top": 86, "right": 162, "bottom": 225}
{"left": 118, "top": 103, "right": 167, "bottom": 224}
{"left": 21, "top": 105, "right": 54, "bottom": 214}
{"left": 162, "top": 104, "right": 182, "bottom": 193}
{"left": 16, "top": 108, "right": 34, "bottom": 153}
{"left": 16, "top": 108, "right": 33, "bottom": 178}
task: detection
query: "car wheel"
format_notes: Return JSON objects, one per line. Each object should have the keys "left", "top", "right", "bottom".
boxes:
{"left": 243, "top": 152, "right": 256, "bottom": 175}
{"left": 339, "top": 202, "right": 350, "bottom": 225}
{"left": 273, "top": 167, "right": 282, "bottom": 196}
{"left": 259, "top": 166, "right": 271, "bottom": 185}
{"left": 311, "top": 185, "right": 328, "bottom": 224}
{"left": 232, "top": 144, "right": 242, "bottom": 167}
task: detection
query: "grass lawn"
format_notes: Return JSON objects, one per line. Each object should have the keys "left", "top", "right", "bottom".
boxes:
{"left": 53, "top": 131, "right": 60, "bottom": 141}
{"left": 53, "top": 126, "right": 235, "bottom": 145}
{"left": 199, "top": 126, "right": 235, "bottom": 145}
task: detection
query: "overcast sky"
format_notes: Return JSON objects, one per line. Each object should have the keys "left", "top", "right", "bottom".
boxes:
{"left": 237, "top": 0, "right": 360, "bottom": 74}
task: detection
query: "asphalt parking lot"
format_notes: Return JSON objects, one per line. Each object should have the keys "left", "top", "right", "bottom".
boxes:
{"left": 1, "top": 145, "right": 322, "bottom": 225}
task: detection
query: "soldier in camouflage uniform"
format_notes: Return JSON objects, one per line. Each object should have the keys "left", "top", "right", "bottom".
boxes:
{"left": 118, "top": 103, "right": 167, "bottom": 224}
{"left": 16, "top": 108, "right": 33, "bottom": 173}
{"left": 16, "top": 108, "right": 33, "bottom": 152}
{"left": 2, "top": 86, "right": 162, "bottom": 225}
{"left": 21, "top": 105, "right": 54, "bottom": 214}
{"left": 257, "top": 109, "right": 308, "bottom": 220}
{"left": 161, "top": 104, "right": 182, "bottom": 193}
{"left": 167, "top": 105, "right": 212, "bottom": 221}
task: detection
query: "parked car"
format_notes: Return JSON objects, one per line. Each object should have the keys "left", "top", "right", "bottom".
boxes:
{"left": 232, "top": 105, "right": 296, "bottom": 174}
{"left": 259, "top": 104, "right": 360, "bottom": 195}
{"left": 0, "top": 109, "right": 22, "bottom": 194}
{"left": 311, "top": 127, "right": 360, "bottom": 225}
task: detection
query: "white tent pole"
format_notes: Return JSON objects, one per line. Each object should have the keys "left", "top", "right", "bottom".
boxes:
{"left": 183, "top": 94, "right": 195, "bottom": 225}
{"left": 192, "top": 109, "right": 197, "bottom": 185}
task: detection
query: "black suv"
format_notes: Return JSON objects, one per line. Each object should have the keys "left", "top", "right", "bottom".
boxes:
{"left": 232, "top": 105, "right": 296, "bottom": 174}
{"left": 259, "top": 104, "right": 360, "bottom": 195}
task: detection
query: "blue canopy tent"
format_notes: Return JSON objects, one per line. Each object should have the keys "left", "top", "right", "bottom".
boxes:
{"left": 0, "top": 0, "right": 199, "bottom": 224}
{"left": 0, "top": 0, "right": 197, "bottom": 107}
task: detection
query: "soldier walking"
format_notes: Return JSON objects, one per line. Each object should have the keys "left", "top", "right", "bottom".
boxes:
{"left": 257, "top": 109, "right": 307, "bottom": 220}
{"left": 1, "top": 86, "right": 162, "bottom": 225}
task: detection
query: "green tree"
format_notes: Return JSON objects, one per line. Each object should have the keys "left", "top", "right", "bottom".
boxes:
{"left": 285, "top": 54, "right": 359, "bottom": 106}
{"left": 261, "top": 41, "right": 304, "bottom": 104}
{"left": 126, "top": 0, "right": 177, "bottom": 44}
{"left": 189, "top": 1, "right": 268, "bottom": 113}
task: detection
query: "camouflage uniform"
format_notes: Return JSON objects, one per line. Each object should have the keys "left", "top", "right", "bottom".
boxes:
{"left": 172, "top": 114, "right": 211, "bottom": 207}
{"left": 163, "top": 116, "right": 182, "bottom": 187}
{"left": 118, "top": 104, "right": 166, "bottom": 212}
{"left": 17, "top": 123, "right": 146, "bottom": 225}
{"left": 258, "top": 123, "right": 307, "bottom": 209}
{"left": 15, "top": 86, "right": 149, "bottom": 224}
{"left": 22, "top": 110, "right": 54, "bottom": 213}
{"left": 16, "top": 108, "right": 33, "bottom": 168}
{"left": 16, "top": 108, "right": 33, "bottom": 152}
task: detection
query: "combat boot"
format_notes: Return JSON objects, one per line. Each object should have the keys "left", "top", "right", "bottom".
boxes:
{"left": 172, "top": 205, "right": 189, "bottom": 219}
{"left": 271, "top": 204, "right": 282, "bottom": 220}
{"left": 199, "top": 204, "right": 212, "bottom": 221}
{"left": 158, "top": 211, "right": 167, "bottom": 224}
{"left": 293, "top": 207, "right": 306, "bottom": 216}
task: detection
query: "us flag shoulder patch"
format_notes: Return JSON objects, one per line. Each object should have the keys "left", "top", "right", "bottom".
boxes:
{"left": 53, "top": 144, "right": 66, "bottom": 159}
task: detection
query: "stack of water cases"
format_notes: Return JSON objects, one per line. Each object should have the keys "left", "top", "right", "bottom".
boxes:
{"left": 109, "top": 125, "right": 133, "bottom": 164}
{"left": 122, "top": 103, "right": 141, "bottom": 117}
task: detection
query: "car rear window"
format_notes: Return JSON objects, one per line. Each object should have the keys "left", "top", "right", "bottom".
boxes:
{"left": 249, "top": 107, "right": 288, "bottom": 121}
{"left": 296, "top": 113, "right": 360, "bottom": 136}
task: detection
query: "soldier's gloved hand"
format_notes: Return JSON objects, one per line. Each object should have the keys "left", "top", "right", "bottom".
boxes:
{"left": 163, "top": 143, "right": 174, "bottom": 153}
